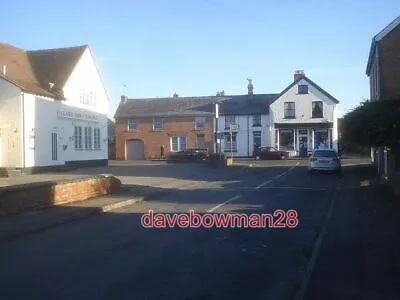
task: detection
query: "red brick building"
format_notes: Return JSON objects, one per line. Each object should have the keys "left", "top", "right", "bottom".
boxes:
{"left": 114, "top": 96, "right": 221, "bottom": 159}
{"left": 366, "top": 16, "right": 400, "bottom": 182}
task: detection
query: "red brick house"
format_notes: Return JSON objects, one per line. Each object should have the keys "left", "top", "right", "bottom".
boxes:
{"left": 114, "top": 96, "right": 220, "bottom": 159}
{"left": 366, "top": 15, "right": 400, "bottom": 183}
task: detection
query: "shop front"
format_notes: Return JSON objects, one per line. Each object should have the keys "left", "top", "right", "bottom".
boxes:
{"left": 274, "top": 123, "right": 334, "bottom": 157}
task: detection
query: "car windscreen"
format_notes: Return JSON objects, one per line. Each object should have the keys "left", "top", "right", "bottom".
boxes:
{"left": 313, "top": 150, "right": 337, "bottom": 158}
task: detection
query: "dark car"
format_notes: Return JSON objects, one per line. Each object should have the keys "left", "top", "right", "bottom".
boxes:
{"left": 253, "top": 146, "right": 289, "bottom": 160}
{"left": 167, "top": 148, "right": 208, "bottom": 162}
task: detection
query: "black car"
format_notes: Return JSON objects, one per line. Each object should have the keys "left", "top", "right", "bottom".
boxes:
{"left": 167, "top": 148, "right": 208, "bottom": 162}
{"left": 253, "top": 146, "right": 289, "bottom": 160}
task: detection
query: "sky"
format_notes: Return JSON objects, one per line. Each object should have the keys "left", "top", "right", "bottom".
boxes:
{"left": 1, "top": 0, "right": 399, "bottom": 118}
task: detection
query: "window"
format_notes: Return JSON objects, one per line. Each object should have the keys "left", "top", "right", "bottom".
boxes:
{"left": 195, "top": 117, "right": 206, "bottom": 130}
{"left": 94, "top": 128, "right": 101, "bottom": 150}
{"left": 170, "top": 136, "right": 186, "bottom": 152}
{"left": 224, "top": 133, "right": 237, "bottom": 152}
{"left": 84, "top": 127, "right": 92, "bottom": 150}
{"left": 298, "top": 85, "right": 308, "bottom": 94}
{"left": 127, "top": 119, "right": 137, "bottom": 131}
{"left": 284, "top": 102, "right": 295, "bottom": 118}
{"left": 74, "top": 126, "right": 82, "bottom": 150}
{"left": 79, "top": 89, "right": 97, "bottom": 105}
{"left": 253, "top": 131, "right": 261, "bottom": 150}
{"left": 197, "top": 134, "right": 205, "bottom": 148}
{"left": 51, "top": 132, "right": 58, "bottom": 161}
{"left": 153, "top": 118, "right": 163, "bottom": 131}
{"left": 312, "top": 101, "right": 323, "bottom": 118}
{"left": 225, "top": 115, "right": 236, "bottom": 129}
{"left": 252, "top": 115, "right": 261, "bottom": 127}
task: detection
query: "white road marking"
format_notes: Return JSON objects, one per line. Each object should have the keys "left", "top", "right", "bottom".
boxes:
{"left": 207, "top": 194, "right": 243, "bottom": 213}
{"left": 255, "top": 180, "right": 272, "bottom": 189}
{"left": 275, "top": 172, "right": 287, "bottom": 179}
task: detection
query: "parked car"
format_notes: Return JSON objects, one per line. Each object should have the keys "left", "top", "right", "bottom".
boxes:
{"left": 308, "top": 149, "right": 342, "bottom": 174}
{"left": 253, "top": 146, "right": 289, "bottom": 160}
{"left": 167, "top": 148, "right": 208, "bottom": 162}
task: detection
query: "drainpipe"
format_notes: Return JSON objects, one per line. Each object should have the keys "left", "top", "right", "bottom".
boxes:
{"left": 247, "top": 116, "right": 250, "bottom": 157}
{"left": 20, "top": 91, "right": 25, "bottom": 169}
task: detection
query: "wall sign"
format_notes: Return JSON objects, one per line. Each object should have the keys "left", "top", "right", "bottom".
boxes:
{"left": 56, "top": 110, "right": 98, "bottom": 121}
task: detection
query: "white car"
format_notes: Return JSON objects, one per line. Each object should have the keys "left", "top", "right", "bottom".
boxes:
{"left": 308, "top": 149, "right": 342, "bottom": 174}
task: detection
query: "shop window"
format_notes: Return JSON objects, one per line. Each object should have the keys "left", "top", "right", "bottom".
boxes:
{"left": 284, "top": 102, "right": 295, "bottom": 118}
{"left": 312, "top": 101, "right": 323, "bottom": 118}
{"left": 314, "top": 129, "right": 329, "bottom": 149}
{"left": 279, "top": 129, "right": 294, "bottom": 151}
{"left": 74, "top": 126, "right": 82, "bottom": 150}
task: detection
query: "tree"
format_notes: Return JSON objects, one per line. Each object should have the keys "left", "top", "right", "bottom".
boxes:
{"left": 216, "top": 90, "right": 225, "bottom": 96}
{"left": 342, "top": 99, "right": 400, "bottom": 147}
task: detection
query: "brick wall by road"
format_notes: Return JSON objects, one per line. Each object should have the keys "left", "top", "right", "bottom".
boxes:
{"left": 0, "top": 176, "right": 121, "bottom": 216}
{"left": 380, "top": 24, "right": 400, "bottom": 101}
{"left": 115, "top": 117, "right": 214, "bottom": 159}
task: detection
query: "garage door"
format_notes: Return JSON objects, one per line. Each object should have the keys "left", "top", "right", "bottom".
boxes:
{"left": 126, "top": 140, "right": 145, "bottom": 160}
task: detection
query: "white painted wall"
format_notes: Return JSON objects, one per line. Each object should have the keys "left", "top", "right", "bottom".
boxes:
{"left": 0, "top": 79, "right": 22, "bottom": 167}
{"left": 63, "top": 47, "right": 109, "bottom": 115}
{"left": 269, "top": 78, "right": 338, "bottom": 151}
{"left": 23, "top": 95, "right": 108, "bottom": 167}
{"left": 270, "top": 78, "right": 336, "bottom": 123}
{"left": 217, "top": 114, "right": 270, "bottom": 157}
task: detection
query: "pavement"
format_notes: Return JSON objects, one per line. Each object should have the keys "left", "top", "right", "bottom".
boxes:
{"left": 0, "top": 157, "right": 399, "bottom": 299}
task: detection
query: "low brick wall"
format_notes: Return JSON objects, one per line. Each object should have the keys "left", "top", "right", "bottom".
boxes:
{"left": 0, "top": 175, "right": 121, "bottom": 216}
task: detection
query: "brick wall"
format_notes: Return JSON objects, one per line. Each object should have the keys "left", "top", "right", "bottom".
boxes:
{"left": 115, "top": 116, "right": 214, "bottom": 159}
{"left": 0, "top": 176, "right": 121, "bottom": 216}
{"left": 379, "top": 25, "right": 400, "bottom": 101}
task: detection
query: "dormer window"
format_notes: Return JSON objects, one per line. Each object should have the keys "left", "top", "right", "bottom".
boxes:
{"left": 298, "top": 85, "right": 308, "bottom": 94}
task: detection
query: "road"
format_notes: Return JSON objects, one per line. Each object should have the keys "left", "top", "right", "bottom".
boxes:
{"left": 1, "top": 158, "right": 394, "bottom": 300}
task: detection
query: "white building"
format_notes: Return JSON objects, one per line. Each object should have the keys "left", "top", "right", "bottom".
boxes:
{"left": 270, "top": 71, "right": 339, "bottom": 157}
{"left": 0, "top": 42, "right": 109, "bottom": 175}
{"left": 217, "top": 71, "right": 339, "bottom": 157}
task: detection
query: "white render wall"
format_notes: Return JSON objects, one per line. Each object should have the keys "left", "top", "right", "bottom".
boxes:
{"left": 63, "top": 47, "right": 109, "bottom": 115}
{"left": 217, "top": 114, "right": 270, "bottom": 157}
{"left": 0, "top": 79, "right": 22, "bottom": 168}
{"left": 23, "top": 94, "right": 108, "bottom": 168}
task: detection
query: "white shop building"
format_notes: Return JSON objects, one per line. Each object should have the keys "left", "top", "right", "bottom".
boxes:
{"left": 0, "top": 42, "right": 109, "bottom": 175}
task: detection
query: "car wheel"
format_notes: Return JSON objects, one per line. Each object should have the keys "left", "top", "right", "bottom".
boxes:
{"left": 281, "top": 155, "right": 286, "bottom": 160}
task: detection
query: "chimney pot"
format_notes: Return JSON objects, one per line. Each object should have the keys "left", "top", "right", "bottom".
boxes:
{"left": 121, "top": 95, "right": 128, "bottom": 103}
{"left": 294, "top": 70, "right": 305, "bottom": 82}
{"left": 247, "top": 78, "right": 254, "bottom": 97}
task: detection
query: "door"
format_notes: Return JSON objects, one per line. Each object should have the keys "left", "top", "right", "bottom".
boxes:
{"left": 299, "top": 136, "right": 308, "bottom": 157}
{"left": 126, "top": 140, "right": 145, "bottom": 160}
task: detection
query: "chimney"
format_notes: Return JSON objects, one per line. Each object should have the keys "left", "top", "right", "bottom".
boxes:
{"left": 247, "top": 78, "right": 254, "bottom": 98}
{"left": 294, "top": 70, "right": 305, "bottom": 82}
{"left": 2, "top": 65, "right": 6, "bottom": 76}
{"left": 120, "top": 95, "right": 128, "bottom": 103}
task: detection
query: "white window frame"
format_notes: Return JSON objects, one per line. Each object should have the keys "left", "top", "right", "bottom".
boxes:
{"left": 74, "top": 126, "right": 82, "bottom": 150}
{"left": 170, "top": 136, "right": 186, "bottom": 152}
{"left": 225, "top": 115, "right": 236, "bottom": 129}
{"left": 84, "top": 127, "right": 92, "bottom": 150}
{"left": 153, "top": 117, "right": 163, "bottom": 131}
{"left": 252, "top": 115, "right": 261, "bottom": 127}
{"left": 224, "top": 133, "right": 237, "bottom": 152}
{"left": 195, "top": 117, "right": 206, "bottom": 130}
{"left": 127, "top": 119, "right": 137, "bottom": 131}
{"left": 94, "top": 128, "right": 101, "bottom": 150}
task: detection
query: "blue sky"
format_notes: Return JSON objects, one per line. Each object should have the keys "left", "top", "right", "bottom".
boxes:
{"left": 1, "top": 0, "right": 399, "bottom": 117}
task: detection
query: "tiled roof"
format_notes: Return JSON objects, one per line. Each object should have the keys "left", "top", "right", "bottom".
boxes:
{"left": 0, "top": 41, "right": 86, "bottom": 99}
{"left": 114, "top": 94, "right": 278, "bottom": 118}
